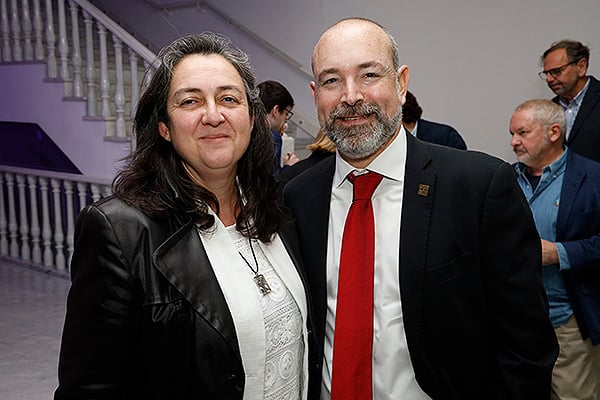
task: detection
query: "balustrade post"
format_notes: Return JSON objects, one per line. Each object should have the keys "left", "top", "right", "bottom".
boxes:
{"left": 51, "top": 178, "right": 65, "bottom": 269}
{"left": 39, "top": 177, "right": 53, "bottom": 266}
{"left": 128, "top": 48, "right": 139, "bottom": 149}
{"left": 31, "top": 0, "right": 43, "bottom": 60}
{"left": 76, "top": 181, "right": 88, "bottom": 211}
{"left": 64, "top": 180, "right": 75, "bottom": 268}
{"left": 102, "top": 185, "right": 111, "bottom": 197}
{"left": 97, "top": 22, "right": 111, "bottom": 120}
{"left": 5, "top": 172, "right": 19, "bottom": 257}
{"left": 82, "top": 10, "right": 97, "bottom": 116}
{"left": 56, "top": 0, "right": 71, "bottom": 95}
{"left": 128, "top": 48, "right": 139, "bottom": 119}
{"left": 68, "top": 0, "right": 83, "bottom": 97}
{"left": 113, "top": 34, "right": 126, "bottom": 138}
{"left": 0, "top": 172, "right": 8, "bottom": 254}
{"left": 27, "top": 175, "right": 42, "bottom": 264}
{"left": 90, "top": 183, "right": 101, "bottom": 202}
{"left": 1, "top": 0, "right": 11, "bottom": 61}
{"left": 21, "top": 0, "right": 33, "bottom": 60}
{"left": 9, "top": 0, "right": 22, "bottom": 61}
{"left": 16, "top": 174, "right": 31, "bottom": 261}
{"left": 142, "top": 60, "right": 153, "bottom": 91}
{"left": 44, "top": 0, "right": 57, "bottom": 78}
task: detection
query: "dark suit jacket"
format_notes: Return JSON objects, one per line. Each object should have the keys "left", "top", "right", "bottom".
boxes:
{"left": 556, "top": 151, "right": 600, "bottom": 344}
{"left": 553, "top": 75, "right": 600, "bottom": 163}
{"left": 55, "top": 196, "right": 311, "bottom": 400}
{"left": 276, "top": 150, "right": 335, "bottom": 189}
{"left": 416, "top": 118, "right": 467, "bottom": 150}
{"left": 283, "top": 132, "right": 558, "bottom": 400}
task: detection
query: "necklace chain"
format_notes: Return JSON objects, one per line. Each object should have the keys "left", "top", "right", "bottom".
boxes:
{"left": 238, "top": 236, "right": 272, "bottom": 295}
{"left": 238, "top": 236, "right": 259, "bottom": 274}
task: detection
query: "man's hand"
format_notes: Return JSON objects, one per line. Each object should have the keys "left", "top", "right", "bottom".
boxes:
{"left": 540, "top": 239, "right": 559, "bottom": 266}
{"left": 283, "top": 151, "right": 300, "bottom": 167}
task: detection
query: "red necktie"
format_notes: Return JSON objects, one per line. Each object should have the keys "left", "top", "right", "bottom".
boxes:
{"left": 331, "top": 171, "right": 383, "bottom": 400}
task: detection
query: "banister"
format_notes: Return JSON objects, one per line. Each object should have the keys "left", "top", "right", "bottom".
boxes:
{"left": 72, "top": 0, "right": 157, "bottom": 65}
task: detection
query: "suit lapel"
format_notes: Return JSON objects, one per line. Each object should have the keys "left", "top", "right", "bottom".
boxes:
{"left": 557, "top": 152, "right": 585, "bottom": 240}
{"left": 568, "top": 76, "right": 600, "bottom": 144}
{"left": 399, "top": 134, "right": 436, "bottom": 353}
{"left": 152, "top": 219, "right": 240, "bottom": 358}
{"left": 285, "top": 156, "right": 335, "bottom": 347}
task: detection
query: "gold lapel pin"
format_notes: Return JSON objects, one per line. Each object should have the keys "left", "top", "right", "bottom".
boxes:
{"left": 417, "top": 184, "right": 430, "bottom": 197}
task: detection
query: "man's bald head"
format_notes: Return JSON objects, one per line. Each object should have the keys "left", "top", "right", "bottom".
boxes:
{"left": 311, "top": 18, "right": 400, "bottom": 78}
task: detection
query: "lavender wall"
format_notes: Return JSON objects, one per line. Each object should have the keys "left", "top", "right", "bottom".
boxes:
{"left": 0, "top": 63, "right": 130, "bottom": 180}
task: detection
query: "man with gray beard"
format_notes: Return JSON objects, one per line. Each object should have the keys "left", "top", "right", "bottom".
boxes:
{"left": 283, "top": 17, "right": 558, "bottom": 400}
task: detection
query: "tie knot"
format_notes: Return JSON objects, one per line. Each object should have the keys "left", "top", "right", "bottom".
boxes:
{"left": 348, "top": 172, "right": 382, "bottom": 201}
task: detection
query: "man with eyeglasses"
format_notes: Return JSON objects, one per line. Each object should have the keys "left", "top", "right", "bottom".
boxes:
{"left": 258, "top": 80, "right": 300, "bottom": 174}
{"left": 540, "top": 40, "right": 600, "bottom": 163}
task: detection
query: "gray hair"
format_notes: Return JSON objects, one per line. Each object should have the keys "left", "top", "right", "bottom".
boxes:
{"left": 514, "top": 99, "right": 567, "bottom": 140}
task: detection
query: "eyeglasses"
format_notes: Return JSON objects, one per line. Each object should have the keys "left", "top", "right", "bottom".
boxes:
{"left": 284, "top": 108, "right": 294, "bottom": 121}
{"left": 538, "top": 60, "right": 579, "bottom": 80}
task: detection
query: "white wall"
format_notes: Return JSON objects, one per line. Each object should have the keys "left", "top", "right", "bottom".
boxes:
{"left": 93, "top": 0, "right": 600, "bottom": 162}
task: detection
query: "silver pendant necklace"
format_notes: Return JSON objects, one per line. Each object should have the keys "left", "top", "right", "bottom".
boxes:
{"left": 238, "top": 237, "right": 271, "bottom": 295}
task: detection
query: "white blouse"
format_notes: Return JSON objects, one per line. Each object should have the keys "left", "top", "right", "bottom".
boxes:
{"left": 196, "top": 214, "right": 308, "bottom": 400}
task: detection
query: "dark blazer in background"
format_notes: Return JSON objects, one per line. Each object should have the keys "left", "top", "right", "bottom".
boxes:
{"left": 553, "top": 75, "right": 600, "bottom": 163}
{"left": 276, "top": 150, "right": 334, "bottom": 189}
{"left": 283, "top": 132, "right": 558, "bottom": 400}
{"left": 556, "top": 150, "right": 600, "bottom": 344}
{"left": 415, "top": 118, "right": 467, "bottom": 150}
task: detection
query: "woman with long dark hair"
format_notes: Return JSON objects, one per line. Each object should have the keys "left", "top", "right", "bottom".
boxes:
{"left": 55, "top": 33, "right": 310, "bottom": 400}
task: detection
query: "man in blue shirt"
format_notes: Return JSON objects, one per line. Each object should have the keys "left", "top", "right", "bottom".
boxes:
{"left": 510, "top": 99, "right": 600, "bottom": 400}
{"left": 258, "top": 80, "right": 299, "bottom": 174}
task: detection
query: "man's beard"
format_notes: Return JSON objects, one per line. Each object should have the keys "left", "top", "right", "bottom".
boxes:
{"left": 321, "top": 101, "right": 402, "bottom": 160}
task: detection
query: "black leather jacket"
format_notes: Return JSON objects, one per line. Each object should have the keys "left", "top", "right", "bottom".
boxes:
{"left": 55, "top": 196, "right": 314, "bottom": 399}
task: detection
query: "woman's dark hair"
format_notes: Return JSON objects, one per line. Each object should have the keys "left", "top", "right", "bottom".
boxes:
{"left": 113, "top": 32, "right": 285, "bottom": 242}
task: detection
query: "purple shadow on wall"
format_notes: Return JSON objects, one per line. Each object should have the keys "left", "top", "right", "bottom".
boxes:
{"left": 0, "top": 121, "right": 81, "bottom": 174}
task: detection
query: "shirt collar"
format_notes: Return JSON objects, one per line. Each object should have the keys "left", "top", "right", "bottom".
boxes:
{"left": 333, "top": 126, "right": 408, "bottom": 187}
{"left": 515, "top": 147, "right": 568, "bottom": 177}
{"left": 407, "top": 120, "right": 419, "bottom": 137}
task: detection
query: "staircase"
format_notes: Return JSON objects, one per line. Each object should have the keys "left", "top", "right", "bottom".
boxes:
{"left": 0, "top": 0, "right": 156, "bottom": 177}
{"left": 0, "top": 0, "right": 314, "bottom": 273}
{"left": 0, "top": 0, "right": 157, "bottom": 272}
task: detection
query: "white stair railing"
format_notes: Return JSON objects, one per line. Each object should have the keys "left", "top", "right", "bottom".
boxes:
{"left": 0, "top": 0, "right": 157, "bottom": 140}
{"left": 0, "top": 166, "right": 112, "bottom": 272}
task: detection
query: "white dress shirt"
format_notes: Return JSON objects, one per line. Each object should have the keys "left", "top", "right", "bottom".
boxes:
{"left": 321, "top": 128, "right": 430, "bottom": 400}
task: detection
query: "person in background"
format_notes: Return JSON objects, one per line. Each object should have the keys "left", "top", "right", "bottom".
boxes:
{"left": 54, "top": 33, "right": 311, "bottom": 400}
{"left": 277, "top": 130, "right": 336, "bottom": 188}
{"left": 509, "top": 99, "right": 600, "bottom": 400}
{"left": 258, "top": 80, "right": 300, "bottom": 173}
{"left": 401, "top": 90, "right": 467, "bottom": 149}
{"left": 540, "top": 40, "right": 600, "bottom": 163}
{"left": 283, "top": 17, "right": 558, "bottom": 399}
